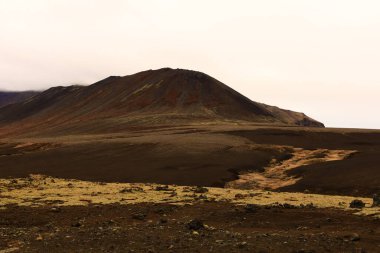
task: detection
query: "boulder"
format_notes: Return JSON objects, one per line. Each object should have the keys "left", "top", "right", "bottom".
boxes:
{"left": 349, "top": 199, "right": 365, "bottom": 208}
{"left": 372, "top": 193, "right": 380, "bottom": 207}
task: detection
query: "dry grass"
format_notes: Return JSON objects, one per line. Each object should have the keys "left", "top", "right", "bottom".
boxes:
{"left": 0, "top": 175, "right": 378, "bottom": 218}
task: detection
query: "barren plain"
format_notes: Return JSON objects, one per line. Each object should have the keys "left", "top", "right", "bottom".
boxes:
{"left": 1, "top": 69, "right": 380, "bottom": 252}
{"left": 1, "top": 124, "right": 380, "bottom": 252}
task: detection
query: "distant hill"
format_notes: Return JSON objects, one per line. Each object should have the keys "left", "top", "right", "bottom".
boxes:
{"left": 0, "top": 68, "right": 323, "bottom": 135}
{"left": 0, "top": 91, "right": 39, "bottom": 108}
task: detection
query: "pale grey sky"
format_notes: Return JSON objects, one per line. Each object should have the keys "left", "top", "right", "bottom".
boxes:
{"left": 0, "top": 0, "right": 379, "bottom": 129}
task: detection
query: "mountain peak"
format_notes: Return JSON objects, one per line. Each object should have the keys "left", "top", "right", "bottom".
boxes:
{"left": 0, "top": 68, "right": 324, "bottom": 135}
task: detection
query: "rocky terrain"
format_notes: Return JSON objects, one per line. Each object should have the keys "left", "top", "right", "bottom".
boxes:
{"left": 1, "top": 69, "right": 380, "bottom": 252}
{"left": 0, "top": 175, "right": 379, "bottom": 252}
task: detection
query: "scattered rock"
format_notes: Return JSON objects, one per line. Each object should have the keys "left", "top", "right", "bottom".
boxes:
{"left": 159, "top": 218, "right": 168, "bottom": 224}
{"left": 204, "top": 224, "right": 216, "bottom": 231}
{"left": 50, "top": 207, "right": 61, "bottom": 213}
{"left": 155, "top": 185, "right": 170, "bottom": 191}
{"left": 236, "top": 241, "right": 247, "bottom": 248}
{"left": 182, "top": 187, "right": 192, "bottom": 192}
{"left": 192, "top": 231, "right": 199, "bottom": 235}
{"left": 372, "top": 194, "right": 380, "bottom": 207}
{"left": 153, "top": 207, "right": 166, "bottom": 214}
{"left": 196, "top": 194, "right": 207, "bottom": 200}
{"left": 71, "top": 221, "right": 82, "bottom": 227}
{"left": 119, "top": 188, "right": 133, "bottom": 193}
{"left": 186, "top": 219, "right": 204, "bottom": 230}
{"left": 344, "top": 233, "right": 360, "bottom": 242}
{"left": 194, "top": 186, "right": 208, "bottom": 193}
{"left": 35, "top": 234, "right": 43, "bottom": 241}
{"left": 350, "top": 233, "right": 361, "bottom": 241}
{"left": 132, "top": 213, "right": 146, "bottom": 220}
{"left": 119, "top": 187, "right": 144, "bottom": 193}
{"left": 234, "top": 193, "right": 245, "bottom": 199}
{"left": 244, "top": 204, "right": 260, "bottom": 213}
{"left": 153, "top": 205, "right": 177, "bottom": 214}
{"left": 350, "top": 199, "right": 365, "bottom": 209}
{"left": 282, "top": 203, "right": 297, "bottom": 209}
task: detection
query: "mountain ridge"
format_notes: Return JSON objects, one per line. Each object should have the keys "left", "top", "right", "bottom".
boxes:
{"left": 0, "top": 68, "right": 324, "bottom": 136}
{"left": 0, "top": 91, "right": 39, "bottom": 108}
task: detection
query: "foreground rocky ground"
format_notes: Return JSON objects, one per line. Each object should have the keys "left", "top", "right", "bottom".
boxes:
{"left": 0, "top": 176, "right": 380, "bottom": 252}
{"left": 1, "top": 202, "right": 380, "bottom": 253}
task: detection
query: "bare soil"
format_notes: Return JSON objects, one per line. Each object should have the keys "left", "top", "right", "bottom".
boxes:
{"left": 0, "top": 124, "right": 380, "bottom": 252}
{"left": 1, "top": 124, "right": 380, "bottom": 196}
{"left": 1, "top": 202, "right": 379, "bottom": 253}
{"left": 226, "top": 127, "right": 380, "bottom": 196}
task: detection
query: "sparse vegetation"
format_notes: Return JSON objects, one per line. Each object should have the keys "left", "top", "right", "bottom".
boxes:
{"left": 0, "top": 175, "right": 378, "bottom": 218}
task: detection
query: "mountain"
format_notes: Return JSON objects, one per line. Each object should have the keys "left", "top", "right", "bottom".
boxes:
{"left": 0, "top": 68, "right": 323, "bottom": 135}
{"left": 0, "top": 91, "right": 39, "bottom": 108}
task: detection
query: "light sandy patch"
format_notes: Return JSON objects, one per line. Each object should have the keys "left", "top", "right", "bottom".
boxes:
{"left": 14, "top": 142, "right": 35, "bottom": 149}
{"left": 13, "top": 142, "right": 62, "bottom": 152}
{"left": 0, "top": 248, "right": 20, "bottom": 253}
{"left": 226, "top": 148, "right": 356, "bottom": 190}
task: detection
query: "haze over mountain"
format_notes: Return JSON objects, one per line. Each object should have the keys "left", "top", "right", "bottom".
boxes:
{"left": 0, "top": 68, "right": 323, "bottom": 136}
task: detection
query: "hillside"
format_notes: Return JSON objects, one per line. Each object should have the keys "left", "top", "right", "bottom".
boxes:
{"left": 0, "top": 91, "right": 39, "bottom": 108}
{"left": 0, "top": 68, "right": 323, "bottom": 135}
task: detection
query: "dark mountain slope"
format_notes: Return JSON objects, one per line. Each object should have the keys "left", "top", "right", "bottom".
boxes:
{"left": 0, "top": 68, "right": 323, "bottom": 135}
{"left": 0, "top": 91, "right": 39, "bottom": 108}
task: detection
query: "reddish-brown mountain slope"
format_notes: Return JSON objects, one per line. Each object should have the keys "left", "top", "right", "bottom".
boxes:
{"left": 0, "top": 68, "right": 323, "bottom": 135}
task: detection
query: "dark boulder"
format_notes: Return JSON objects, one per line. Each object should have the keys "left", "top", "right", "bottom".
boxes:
{"left": 186, "top": 219, "right": 204, "bottom": 230}
{"left": 372, "top": 194, "right": 380, "bottom": 207}
{"left": 349, "top": 199, "right": 365, "bottom": 209}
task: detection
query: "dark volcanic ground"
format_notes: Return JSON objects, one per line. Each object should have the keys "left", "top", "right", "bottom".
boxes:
{"left": 0, "top": 125, "right": 380, "bottom": 196}
{"left": 0, "top": 139, "right": 288, "bottom": 187}
{"left": 1, "top": 126, "right": 380, "bottom": 252}
{"left": 1, "top": 202, "right": 379, "bottom": 253}
{"left": 225, "top": 127, "right": 380, "bottom": 196}
{"left": 1, "top": 69, "right": 379, "bottom": 253}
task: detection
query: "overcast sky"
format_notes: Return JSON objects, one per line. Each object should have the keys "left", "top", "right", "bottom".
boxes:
{"left": 0, "top": 0, "right": 379, "bottom": 129}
